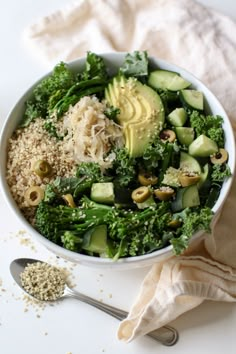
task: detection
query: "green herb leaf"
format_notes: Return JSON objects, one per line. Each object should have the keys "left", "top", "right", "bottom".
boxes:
{"left": 119, "top": 51, "right": 148, "bottom": 78}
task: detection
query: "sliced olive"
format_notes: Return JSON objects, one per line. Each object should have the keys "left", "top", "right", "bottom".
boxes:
{"left": 25, "top": 186, "right": 44, "bottom": 206}
{"left": 210, "top": 148, "right": 228, "bottom": 164}
{"left": 168, "top": 219, "right": 182, "bottom": 228}
{"left": 33, "top": 160, "right": 52, "bottom": 178}
{"left": 179, "top": 173, "right": 201, "bottom": 187}
{"left": 138, "top": 172, "right": 158, "bottom": 186}
{"left": 62, "top": 194, "right": 76, "bottom": 208}
{"left": 160, "top": 129, "right": 176, "bottom": 143}
{"left": 131, "top": 186, "right": 151, "bottom": 203}
{"left": 154, "top": 186, "right": 175, "bottom": 201}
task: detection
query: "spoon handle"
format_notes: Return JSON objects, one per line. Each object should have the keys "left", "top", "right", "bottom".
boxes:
{"left": 65, "top": 286, "right": 178, "bottom": 346}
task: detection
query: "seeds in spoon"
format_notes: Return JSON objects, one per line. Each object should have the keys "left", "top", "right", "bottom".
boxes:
{"left": 20, "top": 262, "right": 66, "bottom": 301}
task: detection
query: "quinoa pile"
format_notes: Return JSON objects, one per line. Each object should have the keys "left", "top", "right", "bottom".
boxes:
{"left": 20, "top": 262, "right": 66, "bottom": 301}
{"left": 6, "top": 117, "right": 75, "bottom": 221}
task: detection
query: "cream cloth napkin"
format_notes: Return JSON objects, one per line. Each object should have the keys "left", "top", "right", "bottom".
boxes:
{"left": 24, "top": 0, "right": 236, "bottom": 342}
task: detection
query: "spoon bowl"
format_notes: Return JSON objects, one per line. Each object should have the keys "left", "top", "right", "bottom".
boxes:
{"left": 10, "top": 257, "right": 178, "bottom": 346}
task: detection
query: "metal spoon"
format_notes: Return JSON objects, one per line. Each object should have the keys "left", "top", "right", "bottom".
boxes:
{"left": 10, "top": 258, "right": 178, "bottom": 346}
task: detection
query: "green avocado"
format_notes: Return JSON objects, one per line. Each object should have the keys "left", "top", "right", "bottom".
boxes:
{"left": 105, "top": 76, "right": 165, "bottom": 157}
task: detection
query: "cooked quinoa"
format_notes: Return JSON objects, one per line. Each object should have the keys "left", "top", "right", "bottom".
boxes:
{"left": 6, "top": 117, "right": 76, "bottom": 221}
{"left": 20, "top": 262, "right": 65, "bottom": 301}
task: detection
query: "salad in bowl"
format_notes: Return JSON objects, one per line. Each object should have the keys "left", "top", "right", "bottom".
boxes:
{"left": 0, "top": 51, "right": 234, "bottom": 268}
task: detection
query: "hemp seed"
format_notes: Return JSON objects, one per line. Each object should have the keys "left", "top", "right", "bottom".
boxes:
{"left": 20, "top": 262, "right": 66, "bottom": 301}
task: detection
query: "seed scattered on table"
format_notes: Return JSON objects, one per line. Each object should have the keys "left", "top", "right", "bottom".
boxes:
{"left": 20, "top": 262, "right": 66, "bottom": 301}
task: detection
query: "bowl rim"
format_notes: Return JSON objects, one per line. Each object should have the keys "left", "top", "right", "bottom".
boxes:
{"left": 0, "top": 52, "right": 235, "bottom": 267}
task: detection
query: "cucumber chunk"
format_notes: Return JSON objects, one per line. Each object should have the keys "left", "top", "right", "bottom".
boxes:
{"left": 188, "top": 134, "right": 218, "bottom": 157}
{"left": 179, "top": 151, "right": 201, "bottom": 174}
{"left": 167, "top": 107, "right": 187, "bottom": 127}
{"left": 198, "top": 163, "right": 211, "bottom": 190}
{"left": 148, "top": 70, "right": 191, "bottom": 91}
{"left": 171, "top": 185, "right": 200, "bottom": 212}
{"left": 180, "top": 89, "right": 204, "bottom": 110}
{"left": 82, "top": 225, "right": 107, "bottom": 254}
{"left": 136, "top": 195, "right": 156, "bottom": 209}
{"left": 176, "top": 127, "right": 195, "bottom": 146}
{"left": 91, "top": 182, "right": 115, "bottom": 204}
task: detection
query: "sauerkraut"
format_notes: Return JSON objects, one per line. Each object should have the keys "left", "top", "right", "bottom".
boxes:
{"left": 63, "top": 96, "right": 124, "bottom": 169}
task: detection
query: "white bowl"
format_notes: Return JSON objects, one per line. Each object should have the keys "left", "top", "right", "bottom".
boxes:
{"left": 0, "top": 53, "right": 235, "bottom": 269}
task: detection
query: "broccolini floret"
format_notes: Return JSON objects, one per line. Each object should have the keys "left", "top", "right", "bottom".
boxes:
{"left": 35, "top": 201, "right": 112, "bottom": 245}
{"left": 61, "top": 231, "right": 83, "bottom": 252}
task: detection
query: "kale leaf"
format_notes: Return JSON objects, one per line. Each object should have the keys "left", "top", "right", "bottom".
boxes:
{"left": 171, "top": 207, "right": 213, "bottom": 255}
{"left": 104, "top": 106, "right": 120, "bottom": 121}
{"left": 112, "top": 148, "right": 137, "bottom": 187}
{"left": 79, "top": 51, "right": 109, "bottom": 81}
{"left": 20, "top": 62, "right": 76, "bottom": 127}
{"left": 189, "top": 110, "right": 225, "bottom": 147}
{"left": 119, "top": 51, "right": 149, "bottom": 78}
{"left": 20, "top": 53, "right": 109, "bottom": 126}
{"left": 142, "top": 136, "right": 167, "bottom": 170}
{"left": 211, "top": 164, "right": 231, "bottom": 183}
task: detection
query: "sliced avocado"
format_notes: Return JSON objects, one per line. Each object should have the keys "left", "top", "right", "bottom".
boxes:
{"left": 171, "top": 185, "right": 200, "bottom": 212}
{"left": 176, "top": 127, "right": 195, "bottom": 146}
{"left": 167, "top": 108, "right": 187, "bottom": 127}
{"left": 105, "top": 76, "right": 165, "bottom": 157}
{"left": 82, "top": 225, "right": 107, "bottom": 254}
{"left": 90, "top": 182, "right": 114, "bottom": 204}
{"left": 188, "top": 134, "right": 218, "bottom": 157}
{"left": 148, "top": 70, "right": 191, "bottom": 91}
{"left": 179, "top": 152, "right": 201, "bottom": 174}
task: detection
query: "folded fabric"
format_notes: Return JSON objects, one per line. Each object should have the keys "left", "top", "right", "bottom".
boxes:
{"left": 23, "top": 0, "right": 236, "bottom": 343}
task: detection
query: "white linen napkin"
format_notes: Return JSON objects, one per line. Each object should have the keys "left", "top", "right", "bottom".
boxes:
{"left": 23, "top": 0, "right": 236, "bottom": 342}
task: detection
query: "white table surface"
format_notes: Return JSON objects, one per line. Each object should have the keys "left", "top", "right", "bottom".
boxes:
{"left": 0, "top": 1, "right": 236, "bottom": 353}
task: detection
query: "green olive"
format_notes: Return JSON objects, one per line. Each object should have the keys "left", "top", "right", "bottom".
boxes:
{"left": 33, "top": 160, "right": 52, "bottom": 178}
{"left": 131, "top": 186, "right": 151, "bottom": 203}
{"left": 138, "top": 172, "right": 158, "bottom": 186}
{"left": 210, "top": 148, "right": 228, "bottom": 164}
{"left": 62, "top": 194, "right": 76, "bottom": 208}
{"left": 160, "top": 129, "right": 176, "bottom": 143}
{"left": 168, "top": 219, "right": 182, "bottom": 228}
{"left": 179, "top": 173, "right": 201, "bottom": 187}
{"left": 25, "top": 186, "right": 44, "bottom": 206}
{"left": 154, "top": 187, "right": 175, "bottom": 201}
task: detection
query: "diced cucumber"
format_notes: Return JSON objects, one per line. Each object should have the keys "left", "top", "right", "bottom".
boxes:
{"left": 179, "top": 89, "right": 204, "bottom": 110}
{"left": 82, "top": 225, "right": 107, "bottom": 254}
{"left": 188, "top": 134, "right": 218, "bottom": 157}
{"left": 198, "top": 164, "right": 213, "bottom": 205}
{"left": 91, "top": 182, "right": 115, "bottom": 204}
{"left": 148, "top": 70, "right": 191, "bottom": 91}
{"left": 198, "top": 163, "right": 211, "bottom": 190}
{"left": 136, "top": 195, "right": 156, "bottom": 209}
{"left": 176, "top": 127, "right": 195, "bottom": 146}
{"left": 171, "top": 185, "right": 200, "bottom": 212}
{"left": 167, "top": 107, "right": 187, "bottom": 127}
{"left": 179, "top": 151, "right": 201, "bottom": 174}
